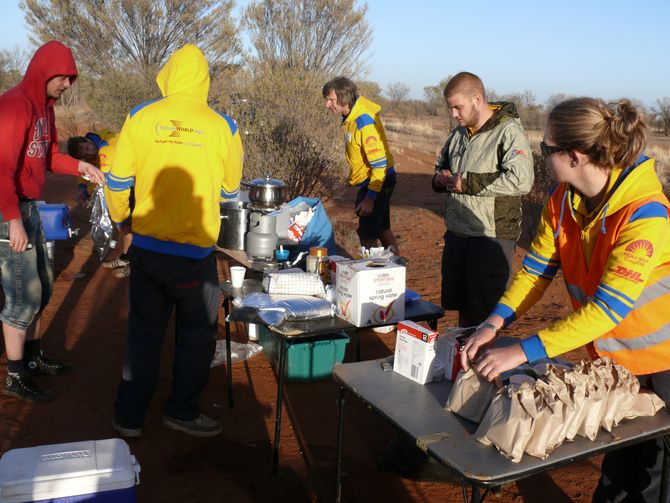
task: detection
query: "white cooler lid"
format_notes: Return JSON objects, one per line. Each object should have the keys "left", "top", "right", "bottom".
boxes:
{"left": 0, "top": 438, "right": 140, "bottom": 503}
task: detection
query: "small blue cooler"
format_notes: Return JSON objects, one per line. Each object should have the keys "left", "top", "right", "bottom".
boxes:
{"left": 0, "top": 439, "right": 140, "bottom": 502}
{"left": 37, "top": 203, "right": 71, "bottom": 241}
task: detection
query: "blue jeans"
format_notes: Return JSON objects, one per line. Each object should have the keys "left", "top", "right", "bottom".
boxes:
{"left": 0, "top": 201, "right": 53, "bottom": 330}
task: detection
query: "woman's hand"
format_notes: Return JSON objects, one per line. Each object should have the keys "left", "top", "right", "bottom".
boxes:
{"left": 460, "top": 323, "right": 498, "bottom": 371}
{"left": 460, "top": 316, "right": 506, "bottom": 372}
{"left": 475, "top": 344, "right": 528, "bottom": 382}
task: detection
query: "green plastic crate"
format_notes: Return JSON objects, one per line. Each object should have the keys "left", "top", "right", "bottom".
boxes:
{"left": 258, "top": 326, "right": 350, "bottom": 381}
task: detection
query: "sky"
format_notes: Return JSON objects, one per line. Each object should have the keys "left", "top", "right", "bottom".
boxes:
{"left": 2, "top": 0, "right": 669, "bottom": 108}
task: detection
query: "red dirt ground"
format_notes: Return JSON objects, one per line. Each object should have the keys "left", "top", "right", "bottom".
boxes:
{"left": 0, "top": 137, "right": 601, "bottom": 502}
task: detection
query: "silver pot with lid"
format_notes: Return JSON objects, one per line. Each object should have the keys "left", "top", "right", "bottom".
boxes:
{"left": 241, "top": 175, "right": 286, "bottom": 209}
{"left": 218, "top": 200, "right": 249, "bottom": 251}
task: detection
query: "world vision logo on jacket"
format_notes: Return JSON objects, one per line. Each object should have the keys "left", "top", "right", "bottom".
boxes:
{"left": 155, "top": 120, "right": 204, "bottom": 138}
{"left": 609, "top": 265, "right": 644, "bottom": 283}
{"left": 623, "top": 239, "right": 654, "bottom": 266}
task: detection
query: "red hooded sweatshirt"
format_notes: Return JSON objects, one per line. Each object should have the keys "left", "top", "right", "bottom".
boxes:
{"left": 0, "top": 40, "right": 81, "bottom": 221}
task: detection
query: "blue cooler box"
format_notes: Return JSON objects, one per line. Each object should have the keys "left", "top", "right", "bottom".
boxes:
{"left": 37, "top": 203, "right": 71, "bottom": 240}
{"left": 0, "top": 439, "right": 140, "bottom": 502}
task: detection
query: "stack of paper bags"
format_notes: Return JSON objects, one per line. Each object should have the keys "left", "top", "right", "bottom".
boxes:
{"left": 445, "top": 357, "right": 665, "bottom": 463}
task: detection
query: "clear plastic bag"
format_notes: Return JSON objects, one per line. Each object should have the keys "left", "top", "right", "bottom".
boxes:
{"left": 210, "top": 340, "right": 263, "bottom": 367}
{"left": 88, "top": 186, "right": 115, "bottom": 261}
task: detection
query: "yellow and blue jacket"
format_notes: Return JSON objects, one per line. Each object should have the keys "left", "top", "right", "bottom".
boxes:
{"left": 493, "top": 156, "right": 670, "bottom": 374}
{"left": 342, "top": 96, "right": 395, "bottom": 198}
{"left": 77, "top": 130, "right": 117, "bottom": 196}
{"left": 86, "top": 130, "right": 118, "bottom": 174}
{"left": 104, "top": 44, "right": 243, "bottom": 258}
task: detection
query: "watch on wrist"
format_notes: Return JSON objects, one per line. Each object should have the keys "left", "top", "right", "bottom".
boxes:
{"left": 476, "top": 321, "right": 498, "bottom": 333}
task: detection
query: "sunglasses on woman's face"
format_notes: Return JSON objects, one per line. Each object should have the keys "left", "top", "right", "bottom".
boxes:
{"left": 540, "top": 141, "right": 567, "bottom": 158}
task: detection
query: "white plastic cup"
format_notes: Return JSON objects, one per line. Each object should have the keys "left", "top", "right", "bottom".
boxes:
{"left": 230, "top": 266, "right": 246, "bottom": 288}
{"left": 247, "top": 323, "right": 259, "bottom": 341}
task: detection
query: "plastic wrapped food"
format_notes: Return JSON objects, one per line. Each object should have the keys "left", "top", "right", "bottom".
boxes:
{"left": 88, "top": 186, "right": 115, "bottom": 261}
{"left": 262, "top": 268, "right": 326, "bottom": 297}
{"left": 238, "top": 292, "right": 335, "bottom": 326}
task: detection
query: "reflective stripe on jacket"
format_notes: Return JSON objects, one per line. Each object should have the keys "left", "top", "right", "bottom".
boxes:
{"left": 342, "top": 96, "right": 395, "bottom": 197}
{"left": 104, "top": 44, "right": 243, "bottom": 254}
{"left": 494, "top": 156, "right": 670, "bottom": 375}
{"left": 550, "top": 179, "right": 670, "bottom": 374}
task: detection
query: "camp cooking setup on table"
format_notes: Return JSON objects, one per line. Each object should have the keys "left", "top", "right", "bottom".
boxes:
{"left": 216, "top": 176, "right": 445, "bottom": 473}
{"left": 2, "top": 177, "right": 670, "bottom": 502}
{"left": 215, "top": 177, "right": 670, "bottom": 501}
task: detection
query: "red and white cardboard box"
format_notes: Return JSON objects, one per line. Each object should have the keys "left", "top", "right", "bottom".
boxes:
{"left": 335, "top": 259, "right": 405, "bottom": 327}
{"left": 444, "top": 334, "right": 465, "bottom": 381}
{"left": 393, "top": 320, "right": 438, "bottom": 384}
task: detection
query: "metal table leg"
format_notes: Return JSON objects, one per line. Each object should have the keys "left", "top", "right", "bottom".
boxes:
{"left": 471, "top": 484, "right": 482, "bottom": 503}
{"left": 460, "top": 481, "right": 484, "bottom": 503}
{"left": 355, "top": 330, "right": 361, "bottom": 362}
{"left": 273, "top": 336, "right": 287, "bottom": 474}
{"left": 223, "top": 297, "right": 233, "bottom": 408}
{"left": 335, "top": 386, "right": 347, "bottom": 503}
{"left": 661, "top": 435, "right": 670, "bottom": 503}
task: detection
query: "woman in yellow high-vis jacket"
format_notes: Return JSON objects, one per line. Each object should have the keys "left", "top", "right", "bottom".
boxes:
{"left": 462, "top": 97, "right": 670, "bottom": 502}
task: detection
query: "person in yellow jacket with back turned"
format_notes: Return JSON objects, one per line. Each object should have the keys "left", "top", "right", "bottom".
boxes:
{"left": 322, "top": 77, "right": 400, "bottom": 255}
{"left": 462, "top": 97, "right": 670, "bottom": 502}
{"left": 105, "top": 44, "right": 243, "bottom": 438}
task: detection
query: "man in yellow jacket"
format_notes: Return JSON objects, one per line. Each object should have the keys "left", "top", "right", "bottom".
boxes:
{"left": 323, "top": 77, "right": 400, "bottom": 255}
{"left": 105, "top": 44, "right": 243, "bottom": 438}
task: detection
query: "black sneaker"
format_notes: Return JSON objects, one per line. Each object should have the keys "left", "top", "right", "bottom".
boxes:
{"left": 163, "top": 414, "right": 222, "bottom": 437}
{"left": 3, "top": 372, "right": 54, "bottom": 402}
{"left": 26, "top": 351, "right": 73, "bottom": 376}
{"left": 112, "top": 417, "right": 142, "bottom": 438}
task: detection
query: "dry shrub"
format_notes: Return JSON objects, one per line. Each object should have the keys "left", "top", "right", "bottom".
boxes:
{"left": 83, "top": 70, "right": 159, "bottom": 129}
{"left": 519, "top": 149, "right": 553, "bottom": 248}
{"left": 647, "top": 137, "right": 670, "bottom": 199}
{"left": 332, "top": 219, "right": 359, "bottom": 257}
{"left": 228, "top": 64, "right": 348, "bottom": 199}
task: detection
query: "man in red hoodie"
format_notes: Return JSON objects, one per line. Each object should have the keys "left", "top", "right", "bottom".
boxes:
{"left": 0, "top": 40, "right": 104, "bottom": 402}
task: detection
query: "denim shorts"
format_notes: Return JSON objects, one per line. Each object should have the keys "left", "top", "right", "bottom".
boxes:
{"left": 0, "top": 201, "right": 53, "bottom": 329}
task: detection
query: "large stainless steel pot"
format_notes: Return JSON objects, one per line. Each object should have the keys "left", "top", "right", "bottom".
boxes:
{"left": 218, "top": 200, "right": 249, "bottom": 250}
{"left": 241, "top": 175, "right": 286, "bottom": 209}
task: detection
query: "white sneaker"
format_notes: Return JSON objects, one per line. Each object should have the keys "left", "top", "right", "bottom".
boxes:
{"left": 102, "top": 257, "right": 129, "bottom": 269}
{"left": 114, "top": 266, "right": 131, "bottom": 279}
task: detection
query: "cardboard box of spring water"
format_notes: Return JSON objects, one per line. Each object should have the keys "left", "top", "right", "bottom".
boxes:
{"left": 335, "top": 259, "right": 405, "bottom": 327}
{"left": 393, "top": 320, "right": 438, "bottom": 384}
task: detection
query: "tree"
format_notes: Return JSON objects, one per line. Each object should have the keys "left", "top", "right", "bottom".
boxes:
{"left": 21, "top": 0, "right": 240, "bottom": 127}
{"left": 238, "top": 0, "right": 373, "bottom": 199}
{"left": 21, "top": 0, "right": 240, "bottom": 76}
{"left": 0, "top": 46, "right": 29, "bottom": 93}
{"left": 357, "top": 80, "right": 383, "bottom": 102}
{"left": 232, "top": 64, "right": 346, "bottom": 199}
{"left": 492, "top": 90, "right": 543, "bottom": 130}
{"left": 423, "top": 76, "right": 451, "bottom": 116}
{"left": 654, "top": 98, "right": 670, "bottom": 136}
{"left": 244, "top": 0, "right": 371, "bottom": 77}
{"left": 386, "top": 82, "right": 410, "bottom": 111}
{"left": 545, "top": 93, "right": 573, "bottom": 112}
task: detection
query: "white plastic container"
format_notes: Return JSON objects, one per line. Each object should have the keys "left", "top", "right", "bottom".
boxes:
{"left": 0, "top": 438, "right": 140, "bottom": 503}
